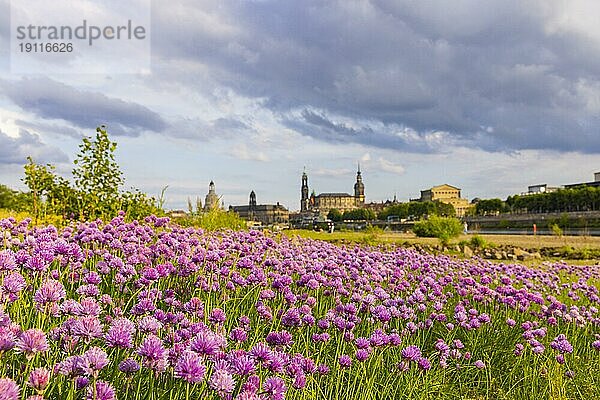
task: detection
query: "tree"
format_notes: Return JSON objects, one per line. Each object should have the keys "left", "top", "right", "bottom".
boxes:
{"left": 342, "top": 208, "right": 376, "bottom": 221}
{"left": 0, "top": 184, "right": 30, "bottom": 211}
{"left": 327, "top": 208, "right": 342, "bottom": 222}
{"left": 72, "top": 126, "right": 124, "bottom": 219}
{"left": 475, "top": 198, "right": 506, "bottom": 215}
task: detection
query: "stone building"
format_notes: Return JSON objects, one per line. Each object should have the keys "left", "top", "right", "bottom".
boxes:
{"left": 365, "top": 195, "right": 399, "bottom": 213}
{"left": 301, "top": 165, "right": 365, "bottom": 215}
{"left": 204, "top": 181, "right": 220, "bottom": 211}
{"left": 230, "top": 191, "right": 289, "bottom": 225}
{"left": 419, "top": 184, "right": 473, "bottom": 217}
{"left": 564, "top": 172, "right": 600, "bottom": 189}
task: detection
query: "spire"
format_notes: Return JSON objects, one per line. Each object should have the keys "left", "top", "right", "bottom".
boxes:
{"left": 357, "top": 161, "right": 361, "bottom": 174}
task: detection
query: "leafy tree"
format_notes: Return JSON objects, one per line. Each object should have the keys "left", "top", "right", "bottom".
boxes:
{"left": 378, "top": 203, "right": 409, "bottom": 220}
{"left": 0, "top": 184, "right": 30, "bottom": 211}
{"left": 475, "top": 198, "right": 506, "bottom": 215}
{"left": 342, "top": 208, "right": 376, "bottom": 221}
{"left": 21, "top": 126, "right": 164, "bottom": 223}
{"left": 22, "top": 157, "right": 78, "bottom": 222}
{"left": 72, "top": 126, "right": 124, "bottom": 219}
{"left": 327, "top": 208, "right": 342, "bottom": 222}
{"left": 433, "top": 201, "right": 456, "bottom": 217}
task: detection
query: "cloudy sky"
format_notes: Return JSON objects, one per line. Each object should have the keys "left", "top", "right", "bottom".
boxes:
{"left": 1, "top": 0, "right": 600, "bottom": 211}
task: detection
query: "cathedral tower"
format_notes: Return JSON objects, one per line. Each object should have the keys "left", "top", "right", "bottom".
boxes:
{"left": 354, "top": 163, "right": 365, "bottom": 206}
{"left": 301, "top": 168, "right": 309, "bottom": 212}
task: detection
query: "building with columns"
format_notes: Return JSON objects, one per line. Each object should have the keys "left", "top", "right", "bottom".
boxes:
{"left": 301, "top": 165, "right": 365, "bottom": 215}
{"left": 419, "top": 184, "right": 473, "bottom": 217}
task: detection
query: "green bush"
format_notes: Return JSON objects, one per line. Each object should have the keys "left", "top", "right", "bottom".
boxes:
{"left": 413, "top": 216, "right": 463, "bottom": 245}
{"left": 550, "top": 223, "right": 563, "bottom": 237}
{"left": 469, "top": 235, "right": 487, "bottom": 249}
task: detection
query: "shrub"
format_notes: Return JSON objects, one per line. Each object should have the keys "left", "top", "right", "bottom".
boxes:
{"left": 550, "top": 223, "right": 563, "bottom": 237}
{"left": 469, "top": 235, "right": 487, "bottom": 249}
{"left": 413, "top": 216, "right": 463, "bottom": 245}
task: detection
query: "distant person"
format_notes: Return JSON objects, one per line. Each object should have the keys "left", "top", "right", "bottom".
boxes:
{"left": 463, "top": 222, "right": 468, "bottom": 234}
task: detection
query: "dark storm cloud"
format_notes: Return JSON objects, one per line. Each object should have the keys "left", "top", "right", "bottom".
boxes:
{"left": 284, "top": 109, "right": 448, "bottom": 153}
{"left": 0, "top": 128, "right": 68, "bottom": 165}
{"left": 150, "top": 1, "right": 600, "bottom": 153}
{"left": 0, "top": 77, "right": 168, "bottom": 137}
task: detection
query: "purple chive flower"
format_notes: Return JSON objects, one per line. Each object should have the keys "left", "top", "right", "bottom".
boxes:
{"left": 231, "top": 354, "right": 256, "bottom": 376}
{"left": 401, "top": 345, "right": 422, "bottom": 361}
{"left": 317, "top": 364, "right": 330, "bottom": 375}
{"left": 229, "top": 327, "right": 248, "bottom": 343}
{"left": 82, "top": 347, "right": 109, "bottom": 375}
{"left": 263, "top": 376, "right": 286, "bottom": 399}
{"left": 293, "top": 372, "right": 307, "bottom": 389}
{"left": 209, "top": 369, "right": 236, "bottom": 397}
{"left": 56, "top": 355, "right": 85, "bottom": 378}
{"left": 71, "top": 316, "right": 104, "bottom": 341}
{"left": 190, "top": 330, "right": 223, "bottom": 356}
{"left": 0, "top": 378, "right": 20, "bottom": 400}
{"left": 33, "top": 279, "right": 66, "bottom": 306}
{"left": 474, "top": 360, "right": 485, "bottom": 369}
{"left": 338, "top": 355, "right": 352, "bottom": 368}
{"left": 417, "top": 357, "right": 432, "bottom": 371}
{"left": 137, "top": 316, "right": 162, "bottom": 334}
{"left": 76, "top": 376, "right": 90, "bottom": 391}
{"left": 592, "top": 340, "right": 600, "bottom": 351}
{"left": 86, "top": 380, "right": 115, "bottom": 400}
{"left": 209, "top": 308, "right": 226, "bottom": 325}
{"left": 242, "top": 374, "right": 260, "bottom": 393}
{"left": 119, "top": 358, "right": 140, "bottom": 374}
{"left": 174, "top": 351, "right": 206, "bottom": 383}
{"left": 236, "top": 392, "right": 261, "bottom": 400}
{"left": 16, "top": 328, "right": 49, "bottom": 357}
{"left": 265, "top": 330, "right": 293, "bottom": 347}
{"left": 550, "top": 334, "right": 573, "bottom": 354}
{"left": 355, "top": 337, "right": 370, "bottom": 349}
{"left": 137, "top": 334, "right": 167, "bottom": 372}
{"left": 397, "top": 360, "right": 410, "bottom": 372}
{"left": 0, "top": 326, "right": 16, "bottom": 351}
{"left": 105, "top": 318, "right": 135, "bottom": 349}
{"left": 565, "top": 370, "right": 575, "bottom": 378}
{"left": 514, "top": 343, "right": 525, "bottom": 356}
{"left": 355, "top": 348, "right": 370, "bottom": 362}
{"left": 0, "top": 250, "right": 17, "bottom": 271}
{"left": 2, "top": 272, "right": 26, "bottom": 299}
{"left": 28, "top": 367, "right": 51, "bottom": 391}
{"left": 249, "top": 342, "right": 272, "bottom": 362}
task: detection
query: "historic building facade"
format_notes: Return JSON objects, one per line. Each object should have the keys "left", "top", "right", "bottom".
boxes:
{"left": 301, "top": 166, "right": 365, "bottom": 215}
{"left": 230, "top": 191, "right": 289, "bottom": 225}
{"left": 419, "top": 184, "right": 473, "bottom": 217}
{"left": 204, "top": 181, "right": 220, "bottom": 211}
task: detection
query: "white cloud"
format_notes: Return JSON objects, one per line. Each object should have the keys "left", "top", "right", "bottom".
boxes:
{"left": 229, "top": 143, "right": 269, "bottom": 162}
{"left": 377, "top": 157, "right": 405, "bottom": 175}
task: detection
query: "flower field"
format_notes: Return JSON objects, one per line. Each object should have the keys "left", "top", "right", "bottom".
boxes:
{"left": 0, "top": 215, "right": 599, "bottom": 400}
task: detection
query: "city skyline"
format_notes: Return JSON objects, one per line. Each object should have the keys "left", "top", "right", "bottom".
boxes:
{"left": 1, "top": 1, "right": 600, "bottom": 210}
